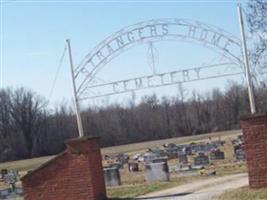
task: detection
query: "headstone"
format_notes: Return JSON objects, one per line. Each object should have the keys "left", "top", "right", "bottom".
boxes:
{"left": 192, "top": 144, "right": 206, "bottom": 153}
{"left": 143, "top": 152, "right": 159, "bottom": 163}
{"left": 123, "top": 154, "right": 129, "bottom": 163}
{"left": 1, "top": 169, "right": 8, "bottom": 178}
{"left": 103, "top": 155, "right": 110, "bottom": 160}
{"left": 152, "top": 149, "right": 167, "bottom": 157}
{"left": 194, "top": 153, "right": 209, "bottom": 166}
{"left": 184, "top": 146, "right": 192, "bottom": 155}
{"left": 237, "top": 135, "right": 244, "bottom": 142}
{"left": 0, "top": 189, "right": 9, "bottom": 196}
{"left": 164, "top": 143, "right": 179, "bottom": 159}
{"left": 164, "top": 143, "right": 177, "bottom": 149}
{"left": 235, "top": 149, "right": 246, "bottom": 161}
{"left": 232, "top": 137, "right": 243, "bottom": 146}
{"left": 145, "top": 162, "right": 169, "bottom": 182}
{"left": 110, "top": 162, "right": 123, "bottom": 169}
{"left": 192, "top": 143, "right": 218, "bottom": 153}
{"left": 115, "top": 153, "right": 129, "bottom": 165}
{"left": 15, "top": 187, "right": 23, "bottom": 195}
{"left": 151, "top": 158, "right": 168, "bottom": 163}
{"left": 103, "top": 167, "right": 121, "bottom": 187}
{"left": 128, "top": 162, "right": 139, "bottom": 172}
{"left": 210, "top": 150, "right": 225, "bottom": 160}
{"left": 166, "top": 150, "right": 178, "bottom": 159}
{"left": 206, "top": 143, "right": 216, "bottom": 152}
{"left": 4, "top": 171, "right": 17, "bottom": 184}
{"left": 3, "top": 171, "right": 17, "bottom": 192}
{"left": 211, "top": 140, "right": 225, "bottom": 147}
{"left": 178, "top": 152, "right": 188, "bottom": 164}
{"left": 190, "top": 144, "right": 198, "bottom": 154}
{"left": 165, "top": 147, "right": 179, "bottom": 159}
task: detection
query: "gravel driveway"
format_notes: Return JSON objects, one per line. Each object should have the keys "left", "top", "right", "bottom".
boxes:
{"left": 138, "top": 173, "right": 248, "bottom": 200}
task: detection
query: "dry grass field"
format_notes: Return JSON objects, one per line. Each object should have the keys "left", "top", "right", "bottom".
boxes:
{"left": 218, "top": 186, "right": 267, "bottom": 200}
{"left": 101, "top": 129, "right": 241, "bottom": 155}
{"left": 0, "top": 129, "right": 247, "bottom": 199}
{"left": 0, "top": 129, "right": 241, "bottom": 171}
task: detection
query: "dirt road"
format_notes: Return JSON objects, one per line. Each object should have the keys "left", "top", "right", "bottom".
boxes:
{"left": 138, "top": 173, "right": 248, "bottom": 200}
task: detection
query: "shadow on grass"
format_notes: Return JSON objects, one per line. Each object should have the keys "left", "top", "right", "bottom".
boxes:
{"left": 110, "top": 192, "right": 192, "bottom": 200}
{"left": 110, "top": 198, "right": 134, "bottom": 200}
{"left": 136, "top": 192, "right": 192, "bottom": 199}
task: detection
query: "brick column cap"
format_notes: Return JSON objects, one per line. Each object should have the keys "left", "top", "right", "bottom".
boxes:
{"left": 65, "top": 136, "right": 101, "bottom": 154}
{"left": 240, "top": 113, "right": 267, "bottom": 122}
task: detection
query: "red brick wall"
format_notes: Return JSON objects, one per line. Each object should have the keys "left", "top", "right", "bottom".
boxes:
{"left": 240, "top": 114, "right": 267, "bottom": 188}
{"left": 21, "top": 137, "right": 107, "bottom": 200}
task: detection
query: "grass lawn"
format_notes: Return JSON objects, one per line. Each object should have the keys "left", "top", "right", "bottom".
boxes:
{"left": 107, "top": 176, "right": 204, "bottom": 199}
{"left": 107, "top": 168, "right": 247, "bottom": 199}
{"left": 218, "top": 186, "right": 267, "bottom": 200}
{"left": 107, "top": 181, "right": 176, "bottom": 199}
{"left": 107, "top": 154, "right": 247, "bottom": 200}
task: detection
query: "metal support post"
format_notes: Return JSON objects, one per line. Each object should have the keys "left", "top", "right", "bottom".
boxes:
{"left": 66, "top": 39, "right": 84, "bottom": 137}
{"left": 237, "top": 4, "right": 256, "bottom": 114}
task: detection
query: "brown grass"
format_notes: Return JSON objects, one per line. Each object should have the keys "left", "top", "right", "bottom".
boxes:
{"left": 218, "top": 186, "right": 267, "bottom": 200}
{"left": 0, "top": 129, "right": 241, "bottom": 172}
{"left": 101, "top": 129, "right": 241, "bottom": 155}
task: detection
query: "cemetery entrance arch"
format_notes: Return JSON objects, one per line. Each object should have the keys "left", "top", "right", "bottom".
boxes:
{"left": 66, "top": 18, "right": 254, "bottom": 137}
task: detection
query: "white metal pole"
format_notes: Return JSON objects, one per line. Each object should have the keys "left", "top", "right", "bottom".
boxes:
{"left": 237, "top": 4, "right": 256, "bottom": 114}
{"left": 66, "top": 39, "right": 84, "bottom": 137}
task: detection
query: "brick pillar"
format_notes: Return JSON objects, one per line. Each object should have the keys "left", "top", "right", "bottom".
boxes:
{"left": 21, "top": 136, "right": 107, "bottom": 200}
{"left": 66, "top": 136, "right": 107, "bottom": 200}
{"left": 240, "top": 114, "right": 267, "bottom": 188}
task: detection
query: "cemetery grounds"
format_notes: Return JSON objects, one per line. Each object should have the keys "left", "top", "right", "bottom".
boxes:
{"left": 0, "top": 129, "right": 267, "bottom": 199}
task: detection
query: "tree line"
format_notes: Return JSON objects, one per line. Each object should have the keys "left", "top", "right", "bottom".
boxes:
{"left": 0, "top": 81, "right": 266, "bottom": 162}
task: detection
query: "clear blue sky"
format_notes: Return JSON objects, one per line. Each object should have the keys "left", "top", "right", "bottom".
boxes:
{"left": 1, "top": 0, "right": 248, "bottom": 108}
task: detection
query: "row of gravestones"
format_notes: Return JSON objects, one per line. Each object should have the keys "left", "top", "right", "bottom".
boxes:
{"left": 103, "top": 159, "right": 169, "bottom": 187}
{"left": 103, "top": 149, "right": 227, "bottom": 187}
{"left": 144, "top": 149, "right": 226, "bottom": 166}
{"left": 103, "top": 150, "right": 168, "bottom": 186}
{"left": 126, "top": 140, "right": 226, "bottom": 164}
{"left": 103, "top": 153, "right": 129, "bottom": 169}
{"left": 103, "top": 150, "right": 174, "bottom": 187}
{"left": 163, "top": 140, "right": 225, "bottom": 159}
{"left": 190, "top": 148, "right": 245, "bottom": 166}
{"left": 1, "top": 169, "right": 18, "bottom": 186}
{"left": 103, "top": 138, "right": 245, "bottom": 187}
{"left": 0, "top": 188, "right": 23, "bottom": 199}
{"left": 0, "top": 169, "right": 23, "bottom": 198}
{"left": 168, "top": 141, "right": 245, "bottom": 163}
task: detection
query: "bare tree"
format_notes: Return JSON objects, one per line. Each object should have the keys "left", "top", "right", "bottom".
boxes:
{"left": 0, "top": 89, "right": 17, "bottom": 161}
{"left": 1, "top": 82, "right": 267, "bottom": 163}
{"left": 246, "top": 0, "right": 267, "bottom": 75}
{"left": 9, "top": 88, "right": 47, "bottom": 157}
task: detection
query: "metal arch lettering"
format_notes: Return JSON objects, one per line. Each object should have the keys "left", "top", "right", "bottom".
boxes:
{"left": 78, "top": 62, "right": 244, "bottom": 101}
{"left": 75, "top": 18, "right": 242, "bottom": 98}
